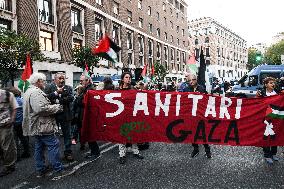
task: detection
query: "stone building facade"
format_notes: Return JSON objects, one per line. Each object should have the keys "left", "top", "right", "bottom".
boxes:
{"left": 188, "top": 17, "right": 248, "bottom": 81}
{"left": 0, "top": 0, "right": 189, "bottom": 86}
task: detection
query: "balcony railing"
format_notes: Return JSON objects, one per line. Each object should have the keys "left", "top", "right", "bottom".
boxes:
{"left": 39, "top": 9, "right": 54, "bottom": 24}
{"left": 0, "top": 0, "right": 12, "bottom": 11}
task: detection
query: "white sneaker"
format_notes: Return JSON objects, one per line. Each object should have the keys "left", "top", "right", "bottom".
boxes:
{"left": 265, "top": 158, "right": 273, "bottom": 164}
{"left": 272, "top": 155, "right": 279, "bottom": 161}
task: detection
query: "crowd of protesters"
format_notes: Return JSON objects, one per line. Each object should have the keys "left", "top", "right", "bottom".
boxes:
{"left": 0, "top": 71, "right": 284, "bottom": 178}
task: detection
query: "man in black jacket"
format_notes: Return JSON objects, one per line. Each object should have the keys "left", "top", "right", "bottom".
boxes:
{"left": 179, "top": 73, "right": 212, "bottom": 159}
{"left": 45, "top": 72, "right": 74, "bottom": 161}
{"left": 79, "top": 74, "right": 100, "bottom": 159}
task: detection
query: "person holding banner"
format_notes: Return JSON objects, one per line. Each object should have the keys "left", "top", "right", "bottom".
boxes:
{"left": 256, "top": 77, "right": 280, "bottom": 164}
{"left": 79, "top": 74, "right": 101, "bottom": 159}
{"left": 118, "top": 72, "right": 144, "bottom": 164}
{"left": 179, "top": 73, "right": 212, "bottom": 159}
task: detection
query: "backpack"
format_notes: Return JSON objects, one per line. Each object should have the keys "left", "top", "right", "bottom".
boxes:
{"left": 0, "top": 90, "right": 11, "bottom": 127}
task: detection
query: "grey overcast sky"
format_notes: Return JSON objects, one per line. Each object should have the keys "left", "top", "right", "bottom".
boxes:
{"left": 187, "top": 0, "right": 284, "bottom": 46}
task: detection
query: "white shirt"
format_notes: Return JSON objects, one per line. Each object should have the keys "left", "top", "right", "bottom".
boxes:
{"left": 266, "top": 90, "right": 277, "bottom": 96}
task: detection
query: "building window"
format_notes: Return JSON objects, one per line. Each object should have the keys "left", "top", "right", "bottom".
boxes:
{"left": 71, "top": 7, "right": 83, "bottom": 33}
{"left": 164, "top": 17, "right": 167, "bottom": 26}
{"left": 182, "top": 29, "right": 184, "bottom": 36}
{"left": 163, "top": 2, "right": 166, "bottom": 11}
{"left": 73, "top": 72, "right": 82, "bottom": 88}
{"left": 148, "top": 40, "right": 153, "bottom": 68}
{"left": 138, "top": 0, "right": 142, "bottom": 10}
{"left": 127, "top": 10, "right": 132, "bottom": 22}
{"left": 171, "top": 35, "right": 173, "bottom": 43}
{"left": 177, "top": 50, "right": 180, "bottom": 62}
{"left": 164, "top": 46, "right": 168, "bottom": 69}
{"left": 205, "top": 36, "right": 209, "bottom": 43}
{"left": 206, "top": 48, "right": 210, "bottom": 57}
{"left": 176, "top": 26, "right": 179, "bottom": 32}
{"left": 73, "top": 38, "right": 82, "bottom": 49}
{"left": 176, "top": 12, "right": 178, "bottom": 19}
{"left": 156, "top": 12, "right": 159, "bottom": 20}
{"left": 139, "top": 56, "right": 144, "bottom": 66}
{"left": 177, "top": 64, "right": 180, "bottom": 71}
{"left": 95, "top": 18, "right": 103, "bottom": 41}
{"left": 206, "top": 60, "right": 210, "bottom": 65}
{"left": 113, "top": 1, "right": 119, "bottom": 15}
{"left": 164, "top": 32, "right": 167, "bottom": 41}
{"left": 148, "top": 40, "right": 153, "bottom": 56}
{"left": 96, "top": 0, "right": 103, "bottom": 5}
{"left": 148, "top": 6, "right": 151, "bottom": 16}
{"left": 171, "top": 48, "right": 174, "bottom": 61}
{"left": 195, "top": 48, "right": 200, "bottom": 60}
{"left": 128, "top": 53, "right": 133, "bottom": 65}
{"left": 177, "top": 38, "right": 179, "bottom": 45}
{"left": 139, "top": 18, "right": 143, "bottom": 28}
{"left": 148, "top": 23, "right": 153, "bottom": 33}
{"left": 183, "top": 41, "right": 185, "bottom": 47}
{"left": 170, "top": 21, "right": 173, "bottom": 29}
{"left": 182, "top": 52, "right": 186, "bottom": 63}
{"left": 175, "top": 0, "right": 179, "bottom": 9}
{"left": 180, "top": 4, "right": 184, "bottom": 13}
{"left": 39, "top": 30, "right": 53, "bottom": 51}
{"left": 112, "top": 24, "right": 120, "bottom": 45}
{"left": 156, "top": 28, "right": 160, "bottom": 37}
{"left": 38, "top": 0, "right": 53, "bottom": 24}
{"left": 138, "top": 36, "right": 144, "bottom": 54}
{"left": 127, "top": 31, "right": 133, "bottom": 50}
{"left": 170, "top": 8, "right": 172, "bottom": 15}
{"left": 194, "top": 38, "right": 198, "bottom": 45}
{"left": 0, "top": 0, "right": 12, "bottom": 11}
{"left": 0, "top": 18, "right": 12, "bottom": 30}
{"left": 157, "top": 43, "right": 161, "bottom": 58}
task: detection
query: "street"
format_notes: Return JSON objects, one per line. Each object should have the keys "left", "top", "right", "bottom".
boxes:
{"left": 2, "top": 140, "right": 284, "bottom": 189}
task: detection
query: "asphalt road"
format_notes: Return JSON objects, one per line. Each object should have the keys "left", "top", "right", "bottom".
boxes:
{"left": 2, "top": 141, "right": 284, "bottom": 189}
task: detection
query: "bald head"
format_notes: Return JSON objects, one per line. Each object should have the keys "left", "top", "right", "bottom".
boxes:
{"left": 187, "top": 73, "right": 197, "bottom": 87}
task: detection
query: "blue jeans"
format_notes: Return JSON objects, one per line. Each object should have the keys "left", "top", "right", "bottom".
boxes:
{"left": 34, "top": 135, "right": 63, "bottom": 172}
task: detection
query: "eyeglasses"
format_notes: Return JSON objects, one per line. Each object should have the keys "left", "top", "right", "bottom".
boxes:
{"left": 189, "top": 79, "right": 197, "bottom": 81}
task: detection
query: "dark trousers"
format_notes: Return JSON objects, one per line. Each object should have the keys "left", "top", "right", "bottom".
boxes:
{"left": 192, "top": 143, "right": 210, "bottom": 152}
{"left": 89, "top": 141, "right": 100, "bottom": 155}
{"left": 56, "top": 118, "right": 72, "bottom": 155}
{"left": 263, "top": 146, "right": 277, "bottom": 158}
{"left": 14, "top": 122, "right": 29, "bottom": 154}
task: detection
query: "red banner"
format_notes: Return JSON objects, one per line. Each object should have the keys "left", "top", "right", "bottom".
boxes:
{"left": 81, "top": 90, "right": 284, "bottom": 146}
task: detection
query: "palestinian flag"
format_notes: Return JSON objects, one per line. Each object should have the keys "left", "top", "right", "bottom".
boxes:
{"left": 18, "top": 53, "right": 32, "bottom": 92}
{"left": 83, "top": 62, "right": 90, "bottom": 78}
{"left": 266, "top": 105, "right": 284, "bottom": 119}
{"left": 141, "top": 64, "right": 148, "bottom": 77}
{"left": 187, "top": 52, "right": 198, "bottom": 74}
{"left": 92, "top": 35, "right": 121, "bottom": 63}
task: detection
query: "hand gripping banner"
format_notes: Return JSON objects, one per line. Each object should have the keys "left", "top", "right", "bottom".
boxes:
{"left": 81, "top": 90, "right": 284, "bottom": 147}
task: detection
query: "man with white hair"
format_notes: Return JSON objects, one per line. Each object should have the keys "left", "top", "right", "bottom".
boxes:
{"left": 79, "top": 74, "right": 100, "bottom": 158}
{"left": 178, "top": 73, "right": 212, "bottom": 159}
{"left": 23, "top": 73, "right": 64, "bottom": 177}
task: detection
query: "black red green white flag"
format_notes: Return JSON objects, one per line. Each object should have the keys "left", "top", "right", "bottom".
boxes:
{"left": 92, "top": 35, "right": 121, "bottom": 63}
